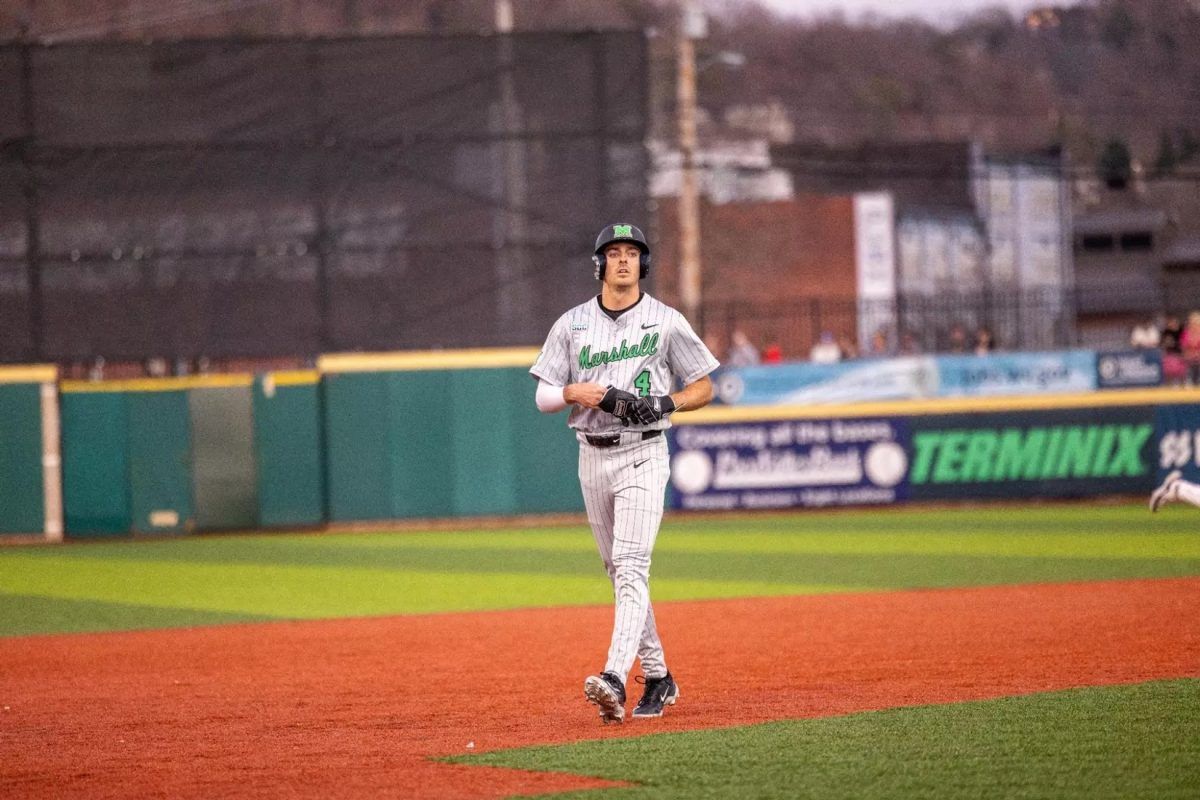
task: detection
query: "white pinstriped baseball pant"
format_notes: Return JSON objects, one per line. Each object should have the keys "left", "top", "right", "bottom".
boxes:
{"left": 578, "top": 432, "right": 671, "bottom": 681}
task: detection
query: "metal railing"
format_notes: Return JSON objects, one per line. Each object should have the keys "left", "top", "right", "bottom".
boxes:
{"left": 702, "top": 288, "right": 1097, "bottom": 361}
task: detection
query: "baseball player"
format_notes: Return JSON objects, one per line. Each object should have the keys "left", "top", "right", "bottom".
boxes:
{"left": 530, "top": 222, "right": 719, "bottom": 723}
{"left": 1150, "top": 469, "right": 1200, "bottom": 511}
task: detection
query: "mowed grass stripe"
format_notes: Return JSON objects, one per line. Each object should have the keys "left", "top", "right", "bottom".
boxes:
{"left": 0, "top": 554, "right": 854, "bottom": 626}
{"left": 0, "top": 594, "right": 274, "bottom": 636}
{"left": 22, "top": 509, "right": 1200, "bottom": 563}
{"left": 7, "top": 537, "right": 1198, "bottom": 595}
{"left": 2, "top": 503, "right": 1199, "bottom": 637}
{"left": 456, "top": 679, "right": 1200, "bottom": 800}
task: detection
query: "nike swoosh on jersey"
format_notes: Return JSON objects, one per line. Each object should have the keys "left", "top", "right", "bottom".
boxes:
{"left": 633, "top": 459, "right": 650, "bottom": 468}
{"left": 641, "top": 323, "right": 659, "bottom": 329}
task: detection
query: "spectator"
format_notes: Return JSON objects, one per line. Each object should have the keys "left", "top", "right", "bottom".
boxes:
{"left": 1161, "top": 314, "right": 1186, "bottom": 385}
{"left": 1161, "top": 314, "right": 1183, "bottom": 353}
{"left": 946, "top": 323, "right": 969, "bottom": 354}
{"left": 837, "top": 332, "right": 860, "bottom": 360}
{"left": 87, "top": 356, "right": 106, "bottom": 382}
{"left": 725, "top": 330, "right": 760, "bottom": 368}
{"left": 898, "top": 330, "right": 923, "bottom": 355}
{"left": 865, "top": 328, "right": 890, "bottom": 358}
{"left": 973, "top": 326, "right": 995, "bottom": 356}
{"left": 809, "top": 331, "right": 842, "bottom": 364}
{"left": 703, "top": 332, "right": 724, "bottom": 364}
{"left": 1181, "top": 312, "right": 1200, "bottom": 385}
{"left": 762, "top": 342, "right": 783, "bottom": 364}
{"left": 1130, "top": 318, "right": 1161, "bottom": 349}
{"left": 144, "top": 356, "right": 168, "bottom": 377}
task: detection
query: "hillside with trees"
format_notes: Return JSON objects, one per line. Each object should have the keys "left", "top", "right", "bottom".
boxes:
{"left": 702, "top": 0, "right": 1200, "bottom": 172}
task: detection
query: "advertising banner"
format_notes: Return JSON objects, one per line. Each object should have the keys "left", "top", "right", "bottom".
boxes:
{"left": 1153, "top": 404, "right": 1200, "bottom": 486}
{"left": 668, "top": 418, "right": 910, "bottom": 511}
{"left": 712, "top": 350, "right": 1102, "bottom": 408}
{"left": 908, "top": 406, "right": 1156, "bottom": 500}
{"left": 1096, "top": 349, "right": 1162, "bottom": 389}
{"left": 934, "top": 351, "right": 1097, "bottom": 397}
{"left": 712, "top": 357, "right": 938, "bottom": 406}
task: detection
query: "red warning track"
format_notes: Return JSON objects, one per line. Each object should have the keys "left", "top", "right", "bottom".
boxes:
{"left": 2, "top": 578, "right": 1198, "bottom": 799}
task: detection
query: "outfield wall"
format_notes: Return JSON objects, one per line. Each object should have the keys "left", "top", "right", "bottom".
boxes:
{"left": 5, "top": 350, "right": 1200, "bottom": 540}
{"left": 668, "top": 388, "right": 1200, "bottom": 512}
{"left": 52, "top": 350, "right": 581, "bottom": 538}
{"left": 59, "top": 372, "right": 326, "bottom": 537}
{"left": 0, "top": 365, "right": 61, "bottom": 542}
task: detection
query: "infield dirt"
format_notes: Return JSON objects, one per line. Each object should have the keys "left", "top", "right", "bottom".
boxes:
{"left": 2, "top": 577, "right": 1198, "bottom": 799}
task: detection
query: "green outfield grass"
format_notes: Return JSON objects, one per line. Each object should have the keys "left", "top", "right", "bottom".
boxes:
{"left": 453, "top": 679, "right": 1200, "bottom": 800}
{"left": 3, "top": 503, "right": 1197, "bottom": 800}
{"left": 1, "top": 503, "right": 1198, "bottom": 637}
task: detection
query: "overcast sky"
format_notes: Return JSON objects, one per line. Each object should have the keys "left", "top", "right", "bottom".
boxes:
{"left": 753, "top": 0, "right": 1049, "bottom": 26}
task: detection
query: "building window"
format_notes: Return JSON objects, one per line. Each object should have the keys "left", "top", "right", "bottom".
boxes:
{"left": 1119, "top": 232, "right": 1153, "bottom": 251}
{"left": 1078, "top": 234, "right": 1114, "bottom": 252}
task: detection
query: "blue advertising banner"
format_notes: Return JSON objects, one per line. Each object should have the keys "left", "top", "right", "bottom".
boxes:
{"left": 1096, "top": 349, "right": 1162, "bottom": 389}
{"left": 907, "top": 405, "right": 1157, "bottom": 500}
{"left": 1153, "top": 404, "right": 1200, "bottom": 486}
{"left": 668, "top": 418, "right": 910, "bottom": 511}
{"left": 934, "top": 350, "right": 1097, "bottom": 397}
{"left": 712, "top": 350, "right": 1101, "bottom": 407}
{"left": 711, "top": 357, "right": 937, "bottom": 406}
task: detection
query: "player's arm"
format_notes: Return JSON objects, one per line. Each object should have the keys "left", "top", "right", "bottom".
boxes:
{"left": 537, "top": 379, "right": 637, "bottom": 416}
{"left": 563, "top": 382, "right": 607, "bottom": 408}
{"left": 668, "top": 374, "right": 714, "bottom": 413}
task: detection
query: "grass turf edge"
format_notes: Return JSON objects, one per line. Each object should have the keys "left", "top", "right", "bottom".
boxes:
{"left": 445, "top": 678, "right": 1200, "bottom": 800}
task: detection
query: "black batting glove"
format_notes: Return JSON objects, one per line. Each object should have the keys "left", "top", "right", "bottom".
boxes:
{"left": 627, "top": 394, "right": 676, "bottom": 426}
{"left": 598, "top": 386, "right": 638, "bottom": 419}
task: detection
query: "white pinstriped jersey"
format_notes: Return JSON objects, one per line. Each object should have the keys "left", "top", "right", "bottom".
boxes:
{"left": 530, "top": 292, "right": 719, "bottom": 434}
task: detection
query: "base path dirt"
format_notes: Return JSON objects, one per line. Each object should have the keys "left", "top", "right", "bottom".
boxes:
{"left": 2, "top": 578, "right": 1198, "bottom": 799}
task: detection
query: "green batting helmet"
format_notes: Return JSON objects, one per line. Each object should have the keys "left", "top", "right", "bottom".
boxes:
{"left": 592, "top": 223, "right": 651, "bottom": 279}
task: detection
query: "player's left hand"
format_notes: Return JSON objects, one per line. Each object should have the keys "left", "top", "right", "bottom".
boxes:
{"left": 624, "top": 395, "right": 676, "bottom": 426}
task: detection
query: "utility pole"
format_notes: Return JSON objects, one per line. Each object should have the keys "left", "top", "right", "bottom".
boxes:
{"left": 676, "top": 1, "right": 704, "bottom": 329}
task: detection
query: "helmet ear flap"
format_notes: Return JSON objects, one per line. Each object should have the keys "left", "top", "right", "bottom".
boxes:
{"left": 593, "top": 252, "right": 649, "bottom": 280}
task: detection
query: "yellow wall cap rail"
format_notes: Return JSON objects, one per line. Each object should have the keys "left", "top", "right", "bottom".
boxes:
{"left": 61, "top": 374, "right": 255, "bottom": 393}
{"left": 676, "top": 385, "right": 1200, "bottom": 424}
{"left": 0, "top": 364, "right": 58, "bottom": 384}
{"left": 319, "top": 347, "right": 540, "bottom": 373}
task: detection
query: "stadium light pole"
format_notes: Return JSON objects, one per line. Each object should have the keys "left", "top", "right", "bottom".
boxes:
{"left": 676, "top": 1, "right": 704, "bottom": 330}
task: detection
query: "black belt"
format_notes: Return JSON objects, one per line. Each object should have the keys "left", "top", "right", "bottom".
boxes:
{"left": 584, "top": 429, "right": 662, "bottom": 448}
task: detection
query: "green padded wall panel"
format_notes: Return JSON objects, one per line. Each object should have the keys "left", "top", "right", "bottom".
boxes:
{"left": 61, "top": 392, "right": 131, "bottom": 537}
{"left": 0, "top": 384, "right": 45, "bottom": 534}
{"left": 323, "top": 372, "right": 392, "bottom": 521}
{"left": 507, "top": 370, "right": 584, "bottom": 514}
{"left": 127, "top": 392, "right": 193, "bottom": 534}
{"left": 253, "top": 378, "right": 325, "bottom": 527}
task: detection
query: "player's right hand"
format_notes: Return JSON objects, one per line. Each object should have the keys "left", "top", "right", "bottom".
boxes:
{"left": 598, "top": 386, "right": 638, "bottom": 418}
{"left": 564, "top": 382, "right": 609, "bottom": 408}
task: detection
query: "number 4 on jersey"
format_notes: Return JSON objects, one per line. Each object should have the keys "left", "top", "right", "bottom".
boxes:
{"left": 634, "top": 369, "right": 652, "bottom": 397}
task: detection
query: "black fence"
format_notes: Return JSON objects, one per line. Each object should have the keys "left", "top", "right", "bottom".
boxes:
{"left": 0, "top": 32, "right": 649, "bottom": 363}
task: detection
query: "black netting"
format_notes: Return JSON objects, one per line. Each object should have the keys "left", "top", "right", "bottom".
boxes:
{"left": 0, "top": 47, "right": 24, "bottom": 142}
{"left": 2, "top": 31, "right": 649, "bottom": 363}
